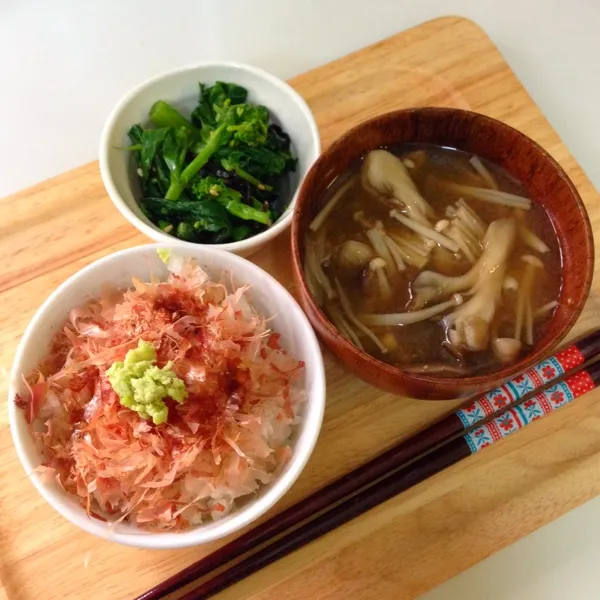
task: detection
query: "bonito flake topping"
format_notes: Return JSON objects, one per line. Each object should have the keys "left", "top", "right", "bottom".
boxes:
{"left": 15, "top": 255, "right": 304, "bottom": 531}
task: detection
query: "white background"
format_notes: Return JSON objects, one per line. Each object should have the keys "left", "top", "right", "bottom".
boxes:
{"left": 2, "top": 1, "right": 600, "bottom": 598}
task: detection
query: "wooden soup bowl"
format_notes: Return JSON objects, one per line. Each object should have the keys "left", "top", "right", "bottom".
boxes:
{"left": 291, "top": 108, "right": 594, "bottom": 399}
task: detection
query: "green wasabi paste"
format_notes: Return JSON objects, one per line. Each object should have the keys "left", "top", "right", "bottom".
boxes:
{"left": 107, "top": 340, "right": 187, "bottom": 425}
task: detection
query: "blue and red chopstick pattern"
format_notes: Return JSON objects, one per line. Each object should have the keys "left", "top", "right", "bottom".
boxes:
{"left": 455, "top": 345, "right": 586, "bottom": 429}
{"left": 464, "top": 369, "right": 595, "bottom": 453}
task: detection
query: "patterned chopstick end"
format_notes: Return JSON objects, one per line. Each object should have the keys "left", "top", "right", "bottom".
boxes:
{"left": 464, "top": 364, "right": 599, "bottom": 453}
{"left": 456, "top": 343, "right": 586, "bottom": 428}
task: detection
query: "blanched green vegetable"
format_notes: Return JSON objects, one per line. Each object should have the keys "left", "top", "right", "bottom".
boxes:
{"left": 191, "top": 177, "right": 271, "bottom": 225}
{"left": 128, "top": 80, "right": 296, "bottom": 243}
{"left": 142, "top": 197, "right": 233, "bottom": 243}
{"left": 164, "top": 119, "right": 231, "bottom": 200}
{"left": 191, "top": 81, "right": 248, "bottom": 128}
{"left": 220, "top": 158, "right": 272, "bottom": 191}
{"left": 149, "top": 101, "right": 199, "bottom": 136}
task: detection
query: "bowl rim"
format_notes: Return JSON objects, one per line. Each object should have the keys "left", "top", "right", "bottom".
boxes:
{"left": 291, "top": 106, "right": 594, "bottom": 394}
{"left": 98, "top": 60, "right": 321, "bottom": 254}
{"left": 8, "top": 243, "right": 326, "bottom": 548}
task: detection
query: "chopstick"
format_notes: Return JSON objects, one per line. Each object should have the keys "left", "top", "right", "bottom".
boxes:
{"left": 179, "top": 358, "right": 600, "bottom": 600}
{"left": 137, "top": 330, "right": 600, "bottom": 600}
{"left": 450, "top": 330, "right": 600, "bottom": 431}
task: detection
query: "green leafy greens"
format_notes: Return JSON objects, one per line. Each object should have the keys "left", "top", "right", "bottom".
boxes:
{"left": 127, "top": 81, "right": 297, "bottom": 244}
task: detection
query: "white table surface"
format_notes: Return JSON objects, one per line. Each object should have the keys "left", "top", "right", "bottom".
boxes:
{"left": 2, "top": 1, "right": 600, "bottom": 598}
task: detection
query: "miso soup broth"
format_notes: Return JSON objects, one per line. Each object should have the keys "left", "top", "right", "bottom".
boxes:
{"left": 304, "top": 144, "right": 561, "bottom": 377}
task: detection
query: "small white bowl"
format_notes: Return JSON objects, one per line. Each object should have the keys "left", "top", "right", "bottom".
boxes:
{"left": 8, "top": 244, "right": 325, "bottom": 549}
{"left": 99, "top": 61, "right": 321, "bottom": 256}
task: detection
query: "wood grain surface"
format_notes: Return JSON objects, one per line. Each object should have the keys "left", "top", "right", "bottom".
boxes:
{"left": 1, "top": 16, "right": 599, "bottom": 600}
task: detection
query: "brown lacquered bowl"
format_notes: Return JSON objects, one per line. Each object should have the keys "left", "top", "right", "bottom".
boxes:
{"left": 290, "top": 108, "right": 594, "bottom": 400}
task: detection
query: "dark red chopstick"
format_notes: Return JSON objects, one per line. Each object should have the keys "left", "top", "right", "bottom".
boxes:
{"left": 178, "top": 359, "right": 600, "bottom": 600}
{"left": 179, "top": 437, "right": 468, "bottom": 599}
{"left": 137, "top": 330, "right": 600, "bottom": 600}
{"left": 137, "top": 414, "right": 458, "bottom": 600}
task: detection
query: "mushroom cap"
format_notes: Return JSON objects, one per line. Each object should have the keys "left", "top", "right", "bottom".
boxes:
{"left": 369, "top": 257, "right": 388, "bottom": 271}
{"left": 462, "top": 316, "right": 490, "bottom": 351}
{"left": 521, "top": 254, "right": 544, "bottom": 268}
{"left": 503, "top": 276, "right": 519, "bottom": 291}
{"left": 336, "top": 240, "right": 374, "bottom": 269}
{"left": 492, "top": 337, "right": 522, "bottom": 364}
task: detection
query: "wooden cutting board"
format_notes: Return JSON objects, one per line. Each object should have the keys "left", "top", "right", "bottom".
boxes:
{"left": 1, "top": 15, "right": 599, "bottom": 600}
